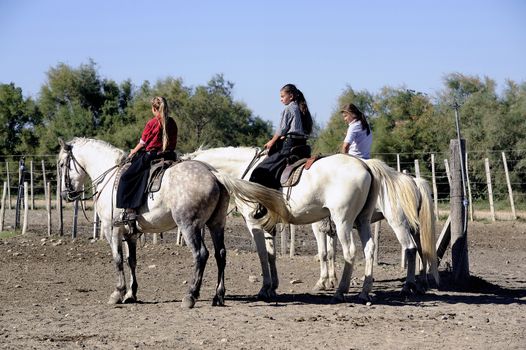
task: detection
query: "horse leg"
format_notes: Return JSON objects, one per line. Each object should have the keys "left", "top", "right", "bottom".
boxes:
{"left": 327, "top": 234, "right": 338, "bottom": 288}
{"left": 107, "top": 227, "right": 126, "bottom": 304}
{"left": 208, "top": 226, "right": 226, "bottom": 306}
{"left": 180, "top": 225, "right": 209, "bottom": 309}
{"left": 389, "top": 222, "right": 419, "bottom": 297}
{"left": 355, "top": 217, "right": 375, "bottom": 303}
{"left": 249, "top": 224, "right": 275, "bottom": 300}
{"left": 312, "top": 221, "right": 330, "bottom": 291}
{"left": 412, "top": 230, "right": 429, "bottom": 294}
{"left": 264, "top": 228, "right": 279, "bottom": 295}
{"left": 123, "top": 232, "right": 138, "bottom": 303}
{"left": 332, "top": 217, "right": 356, "bottom": 303}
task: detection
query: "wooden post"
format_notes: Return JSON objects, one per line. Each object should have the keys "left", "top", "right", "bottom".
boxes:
{"left": 289, "top": 224, "right": 296, "bottom": 257}
{"left": 46, "top": 182, "right": 52, "bottom": 236}
{"left": 436, "top": 215, "right": 451, "bottom": 264}
{"left": 0, "top": 182, "right": 6, "bottom": 231}
{"left": 42, "top": 160, "right": 48, "bottom": 201}
{"left": 431, "top": 154, "right": 439, "bottom": 219}
{"left": 30, "top": 160, "right": 34, "bottom": 210}
{"left": 484, "top": 158, "right": 496, "bottom": 222}
{"left": 22, "top": 182, "right": 28, "bottom": 235}
{"left": 72, "top": 199, "right": 79, "bottom": 239}
{"left": 56, "top": 163, "right": 63, "bottom": 236}
{"left": 501, "top": 152, "right": 517, "bottom": 220}
{"left": 176, "top": 227, "right": 183, "bottom": 245}
{"left": 414, "top": 159, "right": 420, "bottom": 178}
{"left": 400, "top": 247, "right": 406, "bottom": 271}
{"left": 373, "top": 221, "right": 380, "bottom": 266}
{"left": 449, "top": 139, "right": 470, "bottom": 284}
{"left": 444, "top": 159, "right": 451, "bottom": 185}
{"left": 465, "top": 153, "right": 474, "bottom": 222}
{"left": 6, "top": 161, "right": 11, "bottom": 210}
{"left": 280, "top": 224, "right": 287, "bottom": 256}
{"left": 153, "top": 233, "right": 159, "bottom": 245}
{"left": 396, "top": 154, "right": 401, "bottom": 172}
{"left": 92, "top": 197, "right": 99, "bottom": 240}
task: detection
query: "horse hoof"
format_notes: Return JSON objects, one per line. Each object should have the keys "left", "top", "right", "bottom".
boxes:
{"left": 123, "top": 291, "right": 137, "bottom": 304}
{"left": 358, "top": 293, "right": 372, "bottom": 305}
{"left": 108, "top": 291, "right": 124, "bottom": 305}
{"left": 212, "top": 295, "right": 225, "bottom": 306}
{"left": 313, "top": 282, "right": 327, "bottom": 292}
{"left": 331, "top": 292, "right": 346, "bottom": 304}
{"left": 181, "top": 295, "right": 196, "bottom": 309}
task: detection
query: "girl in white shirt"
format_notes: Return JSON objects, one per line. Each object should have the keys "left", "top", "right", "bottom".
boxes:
{"left": 340, "top": 103, "right": 372, "bottom": 159}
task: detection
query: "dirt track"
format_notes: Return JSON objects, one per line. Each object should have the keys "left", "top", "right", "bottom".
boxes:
{"left": 1, "top": 210, "right": 525, "bottom": 349}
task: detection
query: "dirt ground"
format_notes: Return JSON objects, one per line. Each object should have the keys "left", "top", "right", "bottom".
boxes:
{"left": 1, "top": 208, "right": 525, "bottom": 349}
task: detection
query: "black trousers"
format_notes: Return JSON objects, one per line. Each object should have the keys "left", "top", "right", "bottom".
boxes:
{"left": 116, "top": 150, "right": 176, "bottom": 209}
{"left": 249, "top": 138, "right": 307, "bottom": 189}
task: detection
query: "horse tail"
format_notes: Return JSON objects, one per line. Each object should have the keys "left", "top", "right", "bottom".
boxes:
{"left": 211, "top": 171, "right": 293, "bottom": 231}
{"left": 365, "top": 159, "right": 420, "bottom": 231}
{"left": 414, "top": 177, "right": 440, "bottom": 285}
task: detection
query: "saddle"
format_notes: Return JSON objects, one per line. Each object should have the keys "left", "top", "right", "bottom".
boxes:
{"left": 146, "top": 157, "right": 178, "bottom": 193}
{"left": 280, "top": 154, "right": 323, "bottom": 187}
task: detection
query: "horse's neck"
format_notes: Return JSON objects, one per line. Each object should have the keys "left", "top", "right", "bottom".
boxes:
{"left": 74, "top": 142, "right": 122, "bottom": 180}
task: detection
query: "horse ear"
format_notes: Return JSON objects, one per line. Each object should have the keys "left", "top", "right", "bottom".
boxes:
{"left": 58, "top": 138, "right": 71, "bottom": 151}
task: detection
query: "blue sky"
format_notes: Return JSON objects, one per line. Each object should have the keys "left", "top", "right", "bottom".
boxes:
{"left": 1, "top": 0, "right": 524, "bottom": 127}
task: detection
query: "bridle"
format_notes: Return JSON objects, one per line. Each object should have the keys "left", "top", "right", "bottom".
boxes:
{"left": 60, "top": 144, "right": 121, "bottom": 203}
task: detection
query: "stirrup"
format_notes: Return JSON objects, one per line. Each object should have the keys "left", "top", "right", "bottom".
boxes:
{"left": 113, "top": 211, "right": 137, "bottom": 227}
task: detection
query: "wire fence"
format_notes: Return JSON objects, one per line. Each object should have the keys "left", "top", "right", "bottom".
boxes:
{"left": 0, "top": 148, "right": 525, "bottom": 216}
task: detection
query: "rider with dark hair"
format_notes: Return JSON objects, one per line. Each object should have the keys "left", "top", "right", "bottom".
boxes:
{"left": 250, "top": 84, "right": 313, "bottom": 217}
{"left": 340, "top": 103, "right": 372, "bottom": 159}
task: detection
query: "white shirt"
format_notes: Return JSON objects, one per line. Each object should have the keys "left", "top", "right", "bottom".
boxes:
{"left": 344, "top": 120, "right": 372, "bottom": 159}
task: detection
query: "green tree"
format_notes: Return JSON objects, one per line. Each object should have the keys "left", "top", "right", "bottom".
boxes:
{"left": 0, "top": 83, "right": 42, "bottom": 155}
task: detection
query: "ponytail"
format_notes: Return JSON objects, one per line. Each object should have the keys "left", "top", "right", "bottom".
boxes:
{"left": 281, "top": 84, "right": 313, "bottom": 135}
{"left": 151, "top": 96, "right": 172, "bottom": 152}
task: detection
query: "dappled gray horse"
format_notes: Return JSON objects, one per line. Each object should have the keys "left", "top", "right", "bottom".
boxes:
{"left": 58, "top": 138, "right": 289, "bottom": 308}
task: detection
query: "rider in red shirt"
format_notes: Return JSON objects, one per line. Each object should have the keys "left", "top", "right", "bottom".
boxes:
{"left": 115, "top": 96, "right": 178, "bottom": 226}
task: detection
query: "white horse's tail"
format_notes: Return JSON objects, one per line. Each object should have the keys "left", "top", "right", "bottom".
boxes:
{"left": 365, "top": 159, "right": 420, "bottom": 230}
{"left": 414, "top": 177, "right": 440, "bottom": 285}
{"left": 212, "top": 171, "right": 293, "bottom": 231}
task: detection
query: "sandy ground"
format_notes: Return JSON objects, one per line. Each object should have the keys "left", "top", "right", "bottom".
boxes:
{"left": 0, "top": 209, "right": 525, "bottom": 349}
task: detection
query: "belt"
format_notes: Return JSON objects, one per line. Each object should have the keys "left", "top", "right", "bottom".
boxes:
{"left": 286, "top": 134, "right": 307, "bottom": 140}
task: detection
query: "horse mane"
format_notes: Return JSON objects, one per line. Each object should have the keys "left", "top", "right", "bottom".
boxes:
{"left": 69, "top": 137, "right": 127, "bottom": 164}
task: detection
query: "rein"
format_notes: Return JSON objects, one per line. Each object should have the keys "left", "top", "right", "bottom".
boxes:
{"left": 240, "top": 147, "right": 266, "bottom": 180}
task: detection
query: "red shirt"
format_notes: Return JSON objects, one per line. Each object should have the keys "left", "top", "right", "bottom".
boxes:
{"left": 140, "top": 115, "right": 178, "bottom": 151}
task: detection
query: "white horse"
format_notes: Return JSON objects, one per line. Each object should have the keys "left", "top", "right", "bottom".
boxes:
{"left": 58, "top": 138, "right": 290, "bottom": 308}
{"left": 184, "top": 146, "right": 439, "bottom": 299}
{"left": 185, "top": 146, "right": 381, "bottom": 303}
{"left": 312, "top": 164, "right": 439, "bottom": 296}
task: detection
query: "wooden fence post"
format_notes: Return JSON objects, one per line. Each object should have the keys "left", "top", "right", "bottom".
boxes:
{"left": 42, "top": 160, "right": 48, "bottom": 201}
{"left": 501, "top": 152, "right": 517, "bottom": 220}
{"left": 450, "top": 139, "right": 470, "bottom": 284}
{"left": 6, "top": 161, "right": 11, "bottom": 210}
{"left": 72, "top": 199, "right": 79, "bottom": 239}
{"left": 373, "top": 221, "right": 380, "bottom": 266}
{"left": 56, "top": 163, "right": 63, "bottom": 236}
{"left": 444, "top": 159, "right": 451, "bottom": 185}
{"left": 30, "top": 160, "right": 34, "bottom": 210}
{"left": 396, "top": 154, "right": 401, "bottom": 172}
{"left": 289, "top": 225, "right": 296, "bottom": 257}
{"left": 22, "top": 182, "right": 28, "bottom": 235}
{"left": 465, "top": 153, "right": 474, "bottom": 222}
{"left": 280, "top": 223, "right": 287, "bottom": 257}
{"left": 46, "top": 182, "right": 52, "bottom": 236}
{"left": 0, "top": 182, "right": 6, "bottom": 231}
{"left": 484, "top": 158, "right": 496, "bottom": 222}
{"left": 414, "top": 159, "right": 420, "bottom": 178}
{"left": 431, "top": 154, "right": 438, "bottom": 219}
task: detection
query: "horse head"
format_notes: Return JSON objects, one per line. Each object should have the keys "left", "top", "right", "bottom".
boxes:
{"left": 58, "top": 138, "right": 88, "bottom": 202}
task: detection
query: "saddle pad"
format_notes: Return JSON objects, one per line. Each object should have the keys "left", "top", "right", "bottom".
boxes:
{"left": 280, "top": 154, "right": 323, "bottom": 187}
{"left": 146, "top": 159, "right": 176, "bottom": 193}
